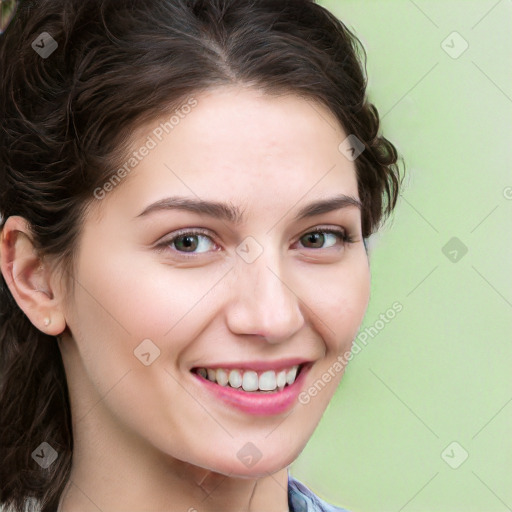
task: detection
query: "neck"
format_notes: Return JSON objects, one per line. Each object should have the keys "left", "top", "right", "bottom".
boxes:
{"left": 58, "top": 465, "right": 290, "bottom": 512}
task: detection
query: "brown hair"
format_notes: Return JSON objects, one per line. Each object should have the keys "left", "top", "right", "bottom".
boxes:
{"left": 0, "top": 0, "right": 403, "bottom": 510}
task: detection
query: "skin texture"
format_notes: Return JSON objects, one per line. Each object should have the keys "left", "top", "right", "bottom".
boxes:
{"left": 0, "top": 86, "right": 371, "bottom": 512}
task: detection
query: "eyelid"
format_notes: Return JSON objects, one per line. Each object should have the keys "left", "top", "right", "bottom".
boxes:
{"left": 297, "top": 225, "right": 345, "bottom": 238}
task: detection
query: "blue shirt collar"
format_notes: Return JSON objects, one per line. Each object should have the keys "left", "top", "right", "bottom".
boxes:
{"left": 288, "top": 471, "right": 350, "bottom": 512}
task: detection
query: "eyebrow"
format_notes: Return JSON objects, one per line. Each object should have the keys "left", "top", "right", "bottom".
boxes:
{"left": 134, "top": 194, "right": 362, "bottom": 224}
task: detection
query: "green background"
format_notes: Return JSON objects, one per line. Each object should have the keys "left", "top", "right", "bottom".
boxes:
{"left": 290, "top": 1, "right": 512, "bottom": 511}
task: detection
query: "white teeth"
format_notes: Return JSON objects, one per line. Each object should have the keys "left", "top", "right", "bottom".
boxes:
{"left": 228, "top": 369, "right": 242, "bottom": 388}
{"left": 286, "top": 366, "right": 298, "bottom": 385}
{"left": 196, "top": 364, "right": 301, "bottom": 391}
{"left": 216, "top": 369, "right": 228, "bottom": 386}
{"left": 259, "top": 370, "right": 277, "bottom": 391}
{"left": 242, "top": 371, "right": 259, "bottom": 391}
{"left": 276, "top": 370, "right": 287, "bottom": 390}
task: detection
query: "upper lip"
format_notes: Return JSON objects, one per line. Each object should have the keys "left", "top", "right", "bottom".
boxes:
{"left": 191, "top": 358, "right": 314, "bottom": 372}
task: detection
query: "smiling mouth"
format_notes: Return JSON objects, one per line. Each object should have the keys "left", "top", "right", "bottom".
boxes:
{"left": 190, "top": 362, "right": 308, "bottom": 393}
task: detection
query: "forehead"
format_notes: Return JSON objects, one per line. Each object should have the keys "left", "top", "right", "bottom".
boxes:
{"left": 88, "top": 86, "right": 359, "bottom": 223}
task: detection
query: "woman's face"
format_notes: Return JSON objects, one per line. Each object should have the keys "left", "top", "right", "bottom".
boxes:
{"left": 59, "top": 86, "right": 370, "bottom": 477}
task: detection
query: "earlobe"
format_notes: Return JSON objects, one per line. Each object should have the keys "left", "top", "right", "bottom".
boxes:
{"left": 0, "top": 216, "right": 67, "bottom": 337}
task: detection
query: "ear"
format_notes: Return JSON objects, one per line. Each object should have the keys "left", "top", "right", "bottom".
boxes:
{"left": 0, "top": 215, "right": 67, "bottom": 336}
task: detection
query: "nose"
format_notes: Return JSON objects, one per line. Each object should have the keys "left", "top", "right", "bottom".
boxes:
{"left": 225, "top": 249, "right": 305, "bottom": 343}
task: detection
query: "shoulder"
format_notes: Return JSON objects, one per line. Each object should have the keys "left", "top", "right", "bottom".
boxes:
{"left": 288, "top": 473, "right": 351, "bottom": 512}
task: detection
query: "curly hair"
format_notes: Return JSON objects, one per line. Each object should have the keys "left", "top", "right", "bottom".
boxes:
{"left": 0, "top": 0, "right": 403, "bottom": 510}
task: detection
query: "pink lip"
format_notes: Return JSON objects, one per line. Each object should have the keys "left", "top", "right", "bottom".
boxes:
{"left": 190, "top": 362, "right": 312, "bottom": 416}
{"left": 190, "top": 357, "right": 312, "bottom": 373}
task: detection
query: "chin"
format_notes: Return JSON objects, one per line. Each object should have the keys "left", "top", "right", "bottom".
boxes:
{"left": 203, "top": 456, "right": 292, "bottom": 479}
{"left": 227, "top": 465, "right": 288, "bottom": 479}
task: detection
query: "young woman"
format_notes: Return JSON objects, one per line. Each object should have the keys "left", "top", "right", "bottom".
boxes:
{"left": 0, "top": 1, "right": 403, "bottom": 511}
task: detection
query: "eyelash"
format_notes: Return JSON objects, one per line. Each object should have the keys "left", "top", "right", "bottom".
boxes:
{"left": 155, "top": 226, "right": 356, "bottom": 259}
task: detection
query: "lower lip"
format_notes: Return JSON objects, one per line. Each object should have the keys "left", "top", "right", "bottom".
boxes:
{"left": 190, "top": 364, "right": 311, "bottom": 416}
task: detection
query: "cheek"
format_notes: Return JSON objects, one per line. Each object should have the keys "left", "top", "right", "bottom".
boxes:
{"left": 304, "top": 253, "right": 370, "bottom": 350}
{"left": 340, "top": 258, "right": 371, "bottom": 327}
{"left": 74, "top": 244, "right": 223, "bottom": 341}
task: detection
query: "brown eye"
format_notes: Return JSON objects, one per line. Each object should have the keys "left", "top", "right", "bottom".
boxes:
{"left": 156, "top": 228, "right": 217, "bottom": 257}
{"left": 298, "top": 228, "right": 351, "bottom": 250}
{"left": 300, "top": 232, "right": 326, "bottom": 249}
{"left": 174, "top": 234, "right": 200, "bottom": 252}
